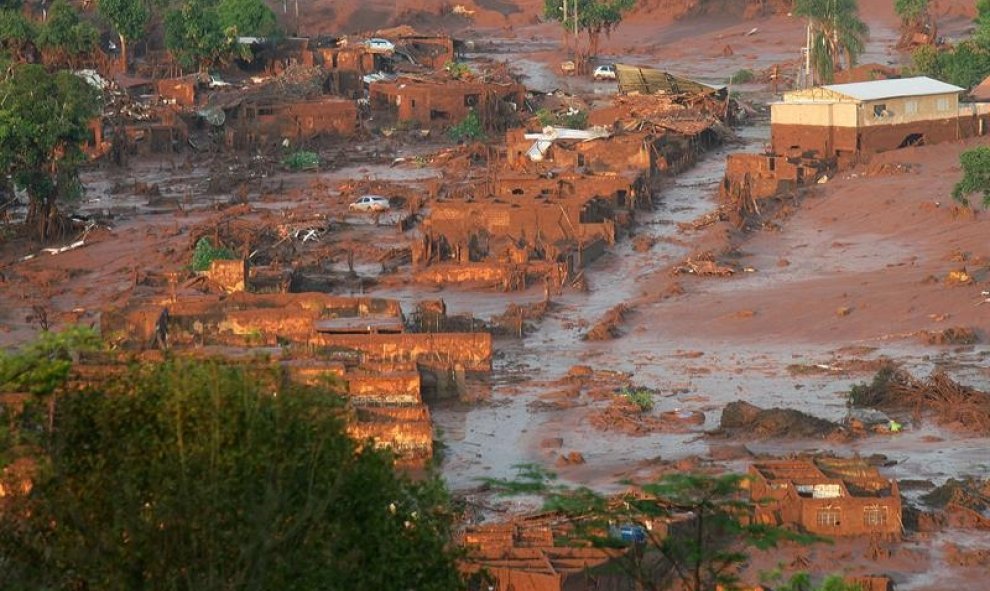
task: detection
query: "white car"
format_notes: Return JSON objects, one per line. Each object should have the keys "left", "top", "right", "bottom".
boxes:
{"left": 364, "top": 38, "right": 395, "bottom": 54}
{"left": 349, "top": 195, "right": 391, "bottom": 212}
{"left": 593, "top": 64, "right": 616, "bottom": 81}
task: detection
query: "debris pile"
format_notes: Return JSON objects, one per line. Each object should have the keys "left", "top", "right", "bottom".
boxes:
{"left": 715, "top": 400, "right": 847, "bottom": 440}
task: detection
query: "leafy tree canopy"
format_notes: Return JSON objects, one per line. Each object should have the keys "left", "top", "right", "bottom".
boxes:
{"left": 952, "top": 146, "right": 990, "bottom": 207}
{"left": 35, "top": 0, "right": 99, "bottom": 56}
{"left": 794, "top": 0, "right": 869, "bottom": 83}
{"left": 0, "top": 64, "right": 100, "bottom": 239}
{"left": 98, "top": 0, "right": 149, "bottom": 65}
{"left": 0, "top": 355, "right": 465, "bottom": 591}
{"left": 894, "top": 0, "right": 928, "bottom": 26}
{"left": 542, "top": 0, "right": 635, "bottom": 56}
{"left": 217, "top": 0, "right": 279, "bottom": 37}
{"left": 165, "top": 0, "right": 249, "bottom": 71}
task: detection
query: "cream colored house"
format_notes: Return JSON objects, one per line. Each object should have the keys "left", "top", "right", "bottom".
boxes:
{"left": 771, "top": 76, "right": 989, "bottom": 160}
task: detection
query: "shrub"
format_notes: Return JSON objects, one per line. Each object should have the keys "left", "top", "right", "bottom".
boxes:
{"left": 444, "top": 60, "right": 471, "bottom": 79}
{"left": 191, "top": 237, "right": 236, "bottom": 271}
{"left": 618, "top": 386, "right": 654, "bottom": 412}
{"left": 952, "top": 146, "right": 990, "bottom": 207}
{"left": 534, "top": 107, "right": 588, "bottom": 130}
{"left": 448, "top": 111, "right": 485, "bottom": 141}
{"left": 729, "top": 68, "right": 755, "bottom": 84}
{"left": 281, "top": 150, "right": 320, "bottom": 170}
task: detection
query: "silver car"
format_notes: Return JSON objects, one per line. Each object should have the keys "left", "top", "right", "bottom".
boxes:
{"left": 349, "top": 195, "right": 391, "bottom": 212}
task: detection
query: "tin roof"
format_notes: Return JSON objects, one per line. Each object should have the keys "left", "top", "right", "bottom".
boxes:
{"left": 821, "top": 76, "right": 963, "bottom": 101}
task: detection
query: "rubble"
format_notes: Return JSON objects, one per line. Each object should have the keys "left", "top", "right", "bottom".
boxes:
{"left": 715, "top": 401, "right": 848, "bottom": 440}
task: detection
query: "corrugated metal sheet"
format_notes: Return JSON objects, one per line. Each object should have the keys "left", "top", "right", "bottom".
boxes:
{"left": 615, "top": 64, "right": 725, "bottom": 96}
{"left": 821, "top": 76, "right": 963, "bottom": 101}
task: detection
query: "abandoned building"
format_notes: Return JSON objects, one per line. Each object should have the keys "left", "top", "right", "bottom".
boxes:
{"left": 748, "top": 459, "right": 902, "bottom": 538}
{"left": 369, "top": 76, "right": 525, "bottom": 128}
{"left": 213, "top": 93, "right": 358, "bottom": 149}
{"left": 770, "top": 76, "right": 990, "bottom": 161}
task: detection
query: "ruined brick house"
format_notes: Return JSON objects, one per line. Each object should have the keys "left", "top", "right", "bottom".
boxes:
{"left": 369, "top": 76, "right": 525, "bottom": 128}
{"left": 771, "top": 76, "right": 990, "bottom": 161}
{"left": 219, "top": 94, "right": 358, "bottom": 149}
{"left": 748, "top": 459, "right": 902, "bottom": 538}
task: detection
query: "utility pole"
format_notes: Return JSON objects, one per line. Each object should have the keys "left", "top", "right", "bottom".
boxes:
{"left": 805, "top": 18, "right": 812, "bottom": 88}
{"left": 562, "top": 0, "right": 569, "bottom": 50}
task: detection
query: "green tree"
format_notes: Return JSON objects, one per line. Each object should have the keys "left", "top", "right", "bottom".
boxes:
{"left": 99, "top": 0, "right": 149, "bottom": 68}
{"left": 952, "top": 146, "right": 990, "bottom": 207}
{"left": 217, "top": 0, "right": 278, "bottom": 37}
{"left": 542, "top": 0, "right": 635, "bottom": 57}
{"left": 770, "top": 571, "right": 864, "bottom": 591}
{"left": 894, "top": 0, "right": 929, "bottom": 28}
{"left": 0, "top": 357, "right": 465, "bottom": 591}
{"left": 36, "top": 0, "right": 99, "bottom": 67}
{"left": 794, "top": 0, "right": 869, "bottom": 84}
{"left": 165, "top": 0, "right": 249, "bottom": 72}
{"left": 0, "top": 9, "right": 37, "bottom": 62}
{"left": 0, "top": 64, "right": 100, "bottom": 240}
{"left": 484, "top": 467, "right": 815, "bottom": 591}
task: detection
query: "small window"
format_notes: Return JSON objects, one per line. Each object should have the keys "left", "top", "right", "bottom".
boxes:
{"left": 816, "top": 507, "right": 841, "bottom": 527}
{"left": 937, "top": 97, "right": 950, "bottom": 112}
{"left": 863, "top": 506, "right": 888, "bottom": 527}
{"left": 464, "top": 94, "right": 480, "bottom": 107}
{"left": 905, "top": 100, "right": 918, "bottom": 115}
{"left": 873, "top": 104, "right": 887, "bottom": 118}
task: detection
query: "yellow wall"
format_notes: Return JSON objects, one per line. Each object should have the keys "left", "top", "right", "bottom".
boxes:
{"left": 858, "top": 93, "right": 959, "bottom": 127}
{"left": 771, "top": 102, "right": 857, "bottom": 127}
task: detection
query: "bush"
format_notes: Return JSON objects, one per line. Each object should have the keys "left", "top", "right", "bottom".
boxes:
{"left": 191, "top": 237, "right": 236, "bottom": 271}
{"left": 728, "top": 68, "right": 755, "bottom": 84}
{"left": 534, "top": 108, "right": 588, "bottom": 130}
{"left": 281, "top": 150, "right": 320, "bottom": 170}
{"left": 952, "top": 146, "right": 990, "bottom": 207}
{"left": 448, "top": 111, "right": 485, "bottom": 141}
{"left": 444, "top": 60, "right": 471, "bottom": 79}
{"left": 618, "top": 386, "right": 654, "bottom": 412}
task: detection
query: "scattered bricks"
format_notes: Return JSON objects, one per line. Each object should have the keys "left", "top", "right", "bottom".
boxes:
{"left": 207, "top": 259, "right": 247, "bottom": 293}
{"left": 556, "top": 451, "right": 585, "bottom": 466}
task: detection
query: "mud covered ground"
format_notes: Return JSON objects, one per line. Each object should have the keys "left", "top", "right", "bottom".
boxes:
{"left": 1, "top": 0, "right": 989, "bottom": 589}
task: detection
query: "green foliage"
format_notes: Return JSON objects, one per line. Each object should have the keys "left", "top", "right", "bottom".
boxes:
{"left": 848, "top": 365, "right": 896, "bottom": 406}
{"left": 535, "top": 108, "right": 589, "bottom": 129}
{"left": 0, "top": 326, "right": 100, "bottom": 396}
{"left": 281, "top": 149, "right": 320, "bottom": 170}
{"left": 0, "top": 359, "right": 464, "bottom": 590}
{"left": 444, "top": 60, "right": 471, "bottom": 79}
{"left": 542, "top": 0, "right": 635, "bottom": 56}
{"left": 483, "top": 469, "right": 819, "bottom": 591}
{"left": 217, "top": 0, "right": 279, "bottom": 37}
{"left": 165, "top": 0, "right": 249, "bottom": 71}
{"left": 190, "top": 236, "right": 236, "bottom": 271}
{"left": 771, "top": 571, "right": 864, "bottom": 591}
{"left": 952, "top": 146, "right": 990, "bottom": 207}
{"left": 728, "top": 68, "right": 755, "bottom": 84}
{"left": 618, "top": 386, "right": 654, "bottom": 411}
{"left": 0, "top": 9, "right": 37, "bottom": 56}
{"left": 794, "top": 0, "right": 869, "bottom": 83}
{"left": 0, "top": 64, "right": 100, "bottom": 239}
{"left": 36, "top": 0, "right": 99, "bottom": 57}
{"left": 99, "top": 0, "right": 149, "bottom": 63}
{"left": 894, "top": 0, "right": 928, "bottom": 26}
{"left": 448, "top": 111, "right": 486, "bottom": 141}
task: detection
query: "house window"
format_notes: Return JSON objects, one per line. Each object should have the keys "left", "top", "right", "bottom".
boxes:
{"left": 937, "top": 97, "right": 950, "bottom": 112}
{"left": 863, "top": 506, "right": 888, "bottom": 527}
{"left": 816, "top": 507, "right": 841, "bottom": 527}
{"left": 872, "top": 104, "right": 887, "bottom": 118}
{"left": 905, "top": 100, "right": 918, "bottom": 115}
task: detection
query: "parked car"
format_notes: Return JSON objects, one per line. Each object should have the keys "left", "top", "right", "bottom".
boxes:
{"left": 349, "top": 195, "right": 391, "bottom": 212}
{"left": 593, "top": 64, "right": 617, "bottom": 81}
{"left": 364, "top": 38, "right": 395, "bottom": 53}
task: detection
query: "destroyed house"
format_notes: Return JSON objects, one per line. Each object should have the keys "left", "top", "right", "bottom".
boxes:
{"left": 748, "top": 459, "right": 901, "bottom": 538}
{"left": 220, "top": 95, "right": 358, "bottom": 149}
{"left": 396, "top": 35, "right": 455, "bottom": 69}
{"left": 614, "top": 64, "right": 727, "bottom": 99}
{"left": 771, "top": 76, "right": 990, "bottom": 160}
{"left": 369, "top": 77, "right": 525, "bottom": 128}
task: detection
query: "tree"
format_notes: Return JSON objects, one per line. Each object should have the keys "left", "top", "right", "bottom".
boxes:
{"left": 165, "top": 0, "right": 249, "bottom": 72}
{"left": 0, "top": 355, "right": 465, "bottom": 591}
{"left": 99, "top": 0, "right": 149, "bottom": 68}
{"left": 542, "top": 0, "right": 636, "bottom": 58}
{"left": 768, "top": 571, "right": 865, "bottom": 591}
{"left": 0, "top": 64, "right": 100, "bottom": 241}
{"left": 35, "top": 0, "right": 99, "bottom": 67}
{"left": 0, "top": 9, "right": 37, "bottom": 62}
{"left": 952, "top": 146, "right": 990, "bottom": 207}
{"left": 794, "top": 0, "right": 869, "bottom": 84}
{"left": 217, "top": 0, "right": 278, "bottom": 37}
{"left": 894, "top": 0, "right": 929, "bottom": 28}
{"left": 484, "top": 466, "right": 816, "bottom": 591}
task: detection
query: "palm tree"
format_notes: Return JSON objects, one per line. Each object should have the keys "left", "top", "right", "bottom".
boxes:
{"left": 795, "top": 0, "right": 870, "bottom": 84}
